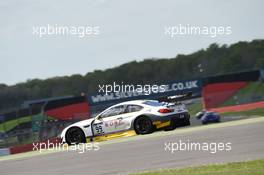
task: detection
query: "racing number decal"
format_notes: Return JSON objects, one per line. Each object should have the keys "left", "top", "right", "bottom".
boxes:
{"left": 94, "top": 123, "right": 104, "bottom": 135}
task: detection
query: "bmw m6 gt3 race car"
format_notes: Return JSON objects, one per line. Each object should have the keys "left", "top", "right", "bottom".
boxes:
{"left": 61, "top": 98, "right": 190, "bottom": 145}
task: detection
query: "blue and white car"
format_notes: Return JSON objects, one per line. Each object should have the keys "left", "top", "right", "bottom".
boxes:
{"left": 196, "top": 110, "right": 221, "bottom": 124}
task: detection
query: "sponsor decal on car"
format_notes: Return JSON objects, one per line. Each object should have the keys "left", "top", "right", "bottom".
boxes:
{"left": 105, "top": 118, "right": 125, "bottom": 128}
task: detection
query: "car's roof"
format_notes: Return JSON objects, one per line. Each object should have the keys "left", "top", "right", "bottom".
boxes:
{"left": 112, "top": 99, "right": 159, "bottom": 107}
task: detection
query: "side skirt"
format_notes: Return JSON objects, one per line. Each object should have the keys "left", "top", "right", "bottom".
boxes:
{"left": 86, "top": 130, "right": 136, "bottom": 142}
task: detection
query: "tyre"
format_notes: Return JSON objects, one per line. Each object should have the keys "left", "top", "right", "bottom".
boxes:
{"left": 134, "top": 116, "right": 153, "bottom": 134}
{"left": 65, "top": 127, "right": 86, "bottom": 145}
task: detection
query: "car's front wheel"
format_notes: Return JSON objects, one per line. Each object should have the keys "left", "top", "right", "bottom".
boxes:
{"left": 134, "top": 116, "right": 153, "bottom": 134}
{"left": 65, "top": 127, "right": 86, "bottom": 145}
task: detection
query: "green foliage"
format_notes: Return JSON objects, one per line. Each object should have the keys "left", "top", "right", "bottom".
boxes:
{"left": 131, "top": 159, "right": 264, "bottom": 175}
{"left": 1, "top": 40, "right": 264, "bottom": 113}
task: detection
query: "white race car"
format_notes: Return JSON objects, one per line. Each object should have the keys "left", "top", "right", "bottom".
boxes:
{"left": 61, "top": 99, "right": 190, "bottom": 145}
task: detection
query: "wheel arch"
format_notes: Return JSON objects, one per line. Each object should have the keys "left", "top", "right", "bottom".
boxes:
{"left": 132, "top": 114, "right": 156, "bottom": 134}
{"left": 132, "top": 114, "right": 153, "bottom": 129}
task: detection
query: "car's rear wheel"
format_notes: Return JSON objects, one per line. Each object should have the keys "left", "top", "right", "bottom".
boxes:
{"left": 134, "top": 116, "right": 153, "bottom": 134}
{"left": 65, "top": 127, "right": 86, "bottom": 145}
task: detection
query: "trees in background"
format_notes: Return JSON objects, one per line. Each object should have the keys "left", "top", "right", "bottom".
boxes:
{"left": 1, "top": 39, "right": 264, "bottom": 113}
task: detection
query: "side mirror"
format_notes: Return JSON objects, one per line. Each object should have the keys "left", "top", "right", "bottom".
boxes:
{"left": 95, "top": 115, "right": 102, "bottom": 120}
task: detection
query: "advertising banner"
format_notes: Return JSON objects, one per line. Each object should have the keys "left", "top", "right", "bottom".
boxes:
{"left": 87, "top": 79, "right": 202, "bottom": 106}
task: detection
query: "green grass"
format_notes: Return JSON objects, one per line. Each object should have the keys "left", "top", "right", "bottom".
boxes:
{"left": 221, "top": 107, "right": 264, "bottom": 117}
{"left": 0, "top": 115, "right": 54, "bottom": 132}
{"left": 0, "top": 116, "right": 32, "bottom": 132}
{"left": 187, "top": 100, "right": 203, "bottom": 117}
{"left": 186, "top": 82, "right": 264, "bottom": 118}
{"left": 222, "top": 81, "right": 264, "bottom": 107}
{"left": 132, "top": 159, "right": 264, "bottom": 175}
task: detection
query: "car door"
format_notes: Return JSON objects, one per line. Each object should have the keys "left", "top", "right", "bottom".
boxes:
{"left": 92, "top": 105, "right": 127, "bottom": 136}
{"left": 102, "top": 104, "right": 145, "bottom": 134}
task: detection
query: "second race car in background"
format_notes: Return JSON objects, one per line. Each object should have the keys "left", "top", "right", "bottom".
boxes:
{"left": 61, "top": 97, "right": 191, "bottom": 145}
{"left": 196, "top": 110, "right": 221, "bottom": 124}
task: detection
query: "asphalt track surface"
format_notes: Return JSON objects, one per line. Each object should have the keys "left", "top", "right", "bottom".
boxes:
{"left": 1, "top": 117, "right": 264, "bottom": 175}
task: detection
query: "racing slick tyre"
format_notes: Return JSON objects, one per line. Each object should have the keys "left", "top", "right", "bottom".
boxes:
{"left": 134, "top": 116, "right": 154, "bottom": 135}
{"left": 65, "top": 127, "right": 86, "bottom": 145}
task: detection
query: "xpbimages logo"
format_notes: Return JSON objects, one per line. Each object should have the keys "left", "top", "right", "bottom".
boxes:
{"left": 164, "top": 140, "right": 232, "bottom": 154}
{"left": 32, "top": 24, "right": 100, "bottom": 38}
{"left": 97, "top": 81, "right": 199, "bottom": 95}
{"left": 32, "top": 140, "right": 100, "bottom": 154}
{"left": 164, "top": 24, "right": 232, "bottom": 38}
{"left": 98, "top": 82, "right": 167, "bottom": 95}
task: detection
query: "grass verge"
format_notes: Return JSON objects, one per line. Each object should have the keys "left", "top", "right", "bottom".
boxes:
{"left": 187, "top": 100, "right": 203, "bottom": 117}
{"left": 132, "top": 159, "right": 264, "bottom": 175}
{"left": 221, "top": 107, "right": 264, "bottom": 117}
{"left": 222, "top": 81, "right": 264, "bottom": 107}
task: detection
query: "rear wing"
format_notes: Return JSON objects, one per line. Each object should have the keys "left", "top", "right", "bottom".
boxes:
{"left": 157, "top": 92, "right": 192, "bottom": 103}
